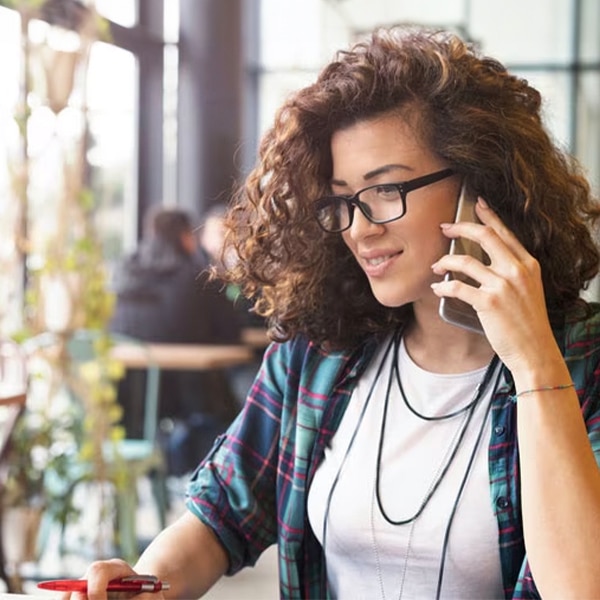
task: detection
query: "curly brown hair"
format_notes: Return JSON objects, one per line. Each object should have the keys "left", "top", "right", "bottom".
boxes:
{"left": 222, "top": 25, "right": 600, "bottom": 349}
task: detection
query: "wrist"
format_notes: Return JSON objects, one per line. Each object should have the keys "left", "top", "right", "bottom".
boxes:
{"left": 513, "top": 382, "right": 575, "bottom": 401}
{"left": 511, "top": 356, "right": 574, "bottom": 402}
{"left": 509, "top": 349, "right": 570, "bottom": 392}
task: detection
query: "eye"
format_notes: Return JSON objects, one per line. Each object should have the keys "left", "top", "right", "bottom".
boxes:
{"left": 374, "top": 184, "right": 400, "bottom": 199}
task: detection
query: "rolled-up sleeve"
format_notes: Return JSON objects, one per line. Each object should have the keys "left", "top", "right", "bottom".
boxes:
{"left": 185, "top": 341, "right": 287, "bottom": 574}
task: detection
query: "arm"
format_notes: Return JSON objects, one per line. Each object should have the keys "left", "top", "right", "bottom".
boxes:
{"left": 134, "top": 511, "right": 229, "bottom": 599}
{"left": 513, "top": 352, "right": 600, "bottom": 600}
{"left": 432, "top": 198, "right": 600, "bottom": 598}
{"left": 74, "top": 512, "right": 228, "bottom": 600}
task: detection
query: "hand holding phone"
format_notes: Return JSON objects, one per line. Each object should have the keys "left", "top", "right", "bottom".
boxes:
{"left": 438, "top": 182, "right": 488, "bottom": 334}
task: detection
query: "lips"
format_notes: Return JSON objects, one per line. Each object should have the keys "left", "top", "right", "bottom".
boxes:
{"left": 365, "top": 254, "right": 395, "bottom": 266}
{"left": 360, "top": 250, "right": 402, "bottom": 276}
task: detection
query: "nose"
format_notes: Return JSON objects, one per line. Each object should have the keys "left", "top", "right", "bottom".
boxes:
{"left": 346, "top": 205, "right": 384, "bottom": 241}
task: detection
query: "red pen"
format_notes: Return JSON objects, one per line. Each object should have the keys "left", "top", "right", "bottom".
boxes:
{"left": 38, "top": 575, "right": 170, "bottom": 593}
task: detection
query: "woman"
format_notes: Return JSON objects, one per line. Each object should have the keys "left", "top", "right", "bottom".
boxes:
{"left": 74, "top": 25, "right": 600, "bottom": 599}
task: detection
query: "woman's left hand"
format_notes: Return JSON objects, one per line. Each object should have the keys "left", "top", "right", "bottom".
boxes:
{"left": 431, "top": 197, "right": 562, "bottom": 377}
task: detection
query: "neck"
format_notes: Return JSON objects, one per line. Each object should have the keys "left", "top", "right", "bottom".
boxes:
{"left": 403, "top": 318, "right": 494, "bottom": 374}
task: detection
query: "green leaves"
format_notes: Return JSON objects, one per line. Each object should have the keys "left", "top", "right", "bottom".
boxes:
{"left": 0, "top": 0, "right": 46, "bottom": 10}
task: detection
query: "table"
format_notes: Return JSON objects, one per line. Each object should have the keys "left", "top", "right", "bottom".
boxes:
{"left": 241, "top": 327, "right": 270, "bottom": 349}
{"left": 109, "top": 342, "right": 256, "bottom": 439}
{"left": 110, "top": 342, "right": 255, "bottom": 371}
{"left": 1, "top": 595, "right": 57, "bottom": 599}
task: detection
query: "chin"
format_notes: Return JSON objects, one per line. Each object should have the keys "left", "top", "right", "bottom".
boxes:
{"left": 370, "top": 287, "right": 412, "bottom": 308}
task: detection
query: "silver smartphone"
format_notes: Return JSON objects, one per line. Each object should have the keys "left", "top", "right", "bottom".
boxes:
{"left": 438, "top": 182, "right": 487, "bottom": 334}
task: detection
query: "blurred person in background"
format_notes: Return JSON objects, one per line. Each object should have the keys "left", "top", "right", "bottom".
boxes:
{"left": 110, "top": 206, "right": 242, "bottom": 476}
{"left": 198, "top": 203, "right": 266, "bottom": 329}
{"left": 198, "top": 204, "right": 230, "bottom": 270}
{"left": 198, "top": 204, "right": 266, "bottom": 404}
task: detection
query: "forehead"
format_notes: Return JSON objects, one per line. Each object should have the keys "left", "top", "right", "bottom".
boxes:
{"left": 330, "top": 112, "right": 435, "bottom": 182}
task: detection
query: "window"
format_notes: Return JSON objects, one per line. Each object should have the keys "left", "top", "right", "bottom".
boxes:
{"left": 86, "top": 42, "right": 137, "bottom": 261}
{"left": 95, "top": 0, "right": 137, "bottom": 28}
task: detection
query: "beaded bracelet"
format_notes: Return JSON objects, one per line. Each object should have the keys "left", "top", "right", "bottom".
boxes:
{"left": 514, "top": 382, "right": 575, "bottom": 399}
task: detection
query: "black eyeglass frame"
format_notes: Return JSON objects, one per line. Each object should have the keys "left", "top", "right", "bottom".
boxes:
{"left": 314, "top": 167, "right": 456, "bottom": 233}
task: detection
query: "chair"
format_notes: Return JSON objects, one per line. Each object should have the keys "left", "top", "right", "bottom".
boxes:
{"left": 24, "top": 329, "right": 168, "bottom": 563}
{"left": 0, "top": 339, "right": 28, "bottom": 592}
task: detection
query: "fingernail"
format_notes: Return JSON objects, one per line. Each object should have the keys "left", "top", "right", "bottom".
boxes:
{"left": 440, "top": 223, "right": 451, "bottom": 229}
{"left": 478, "top": 197, "right": 488, "bottom": 208}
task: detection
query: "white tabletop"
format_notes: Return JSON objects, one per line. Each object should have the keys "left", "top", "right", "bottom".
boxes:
{"left": 110, "top": 342, "right": 254, "bottom": 371}
{"left": 1, "top": 595, "right": 59, "bottom": 599}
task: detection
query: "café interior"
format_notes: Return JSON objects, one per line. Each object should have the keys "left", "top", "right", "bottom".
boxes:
{"left": 0, "top": 0, "right": 598, "bottom": 597}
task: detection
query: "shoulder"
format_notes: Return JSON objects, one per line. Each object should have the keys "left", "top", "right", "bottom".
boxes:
{"left": 260, "top": 333, "right": 380, "bottom": 392}
{"left": 264, "top": 332, "right": 369, "bottom": 364}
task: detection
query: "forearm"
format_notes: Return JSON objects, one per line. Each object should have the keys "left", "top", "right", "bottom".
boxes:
{"left": 514, "top": 358, "right": 600, "bottom": 598}
{"left": 134, "top": 511, "right": 229, "bottom": 599}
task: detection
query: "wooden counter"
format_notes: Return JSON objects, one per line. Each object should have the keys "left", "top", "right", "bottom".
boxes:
{"left": 110, "top": 342, "right": 255, "bottom": 371}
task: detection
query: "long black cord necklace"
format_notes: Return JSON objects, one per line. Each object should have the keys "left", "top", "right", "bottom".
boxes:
{"left": 320, "top": 328, "right": 502, "bottom": 600}
{"left": 372, "top": 364, "right": 503, "bottom": 600}
{"left": 375, "top": 333, "right": 499, "bottom": 526}
{"left": 372, "top": 332, "right": 502, "bottom": 600}
{"left": 434, "top": 377, "right": 500, "bottom": 599}
{"left": 396, "top": 342, "right": 491, "bottom": 421}
{"left": 320, "top": 331, "right": 397, "bottom": 563}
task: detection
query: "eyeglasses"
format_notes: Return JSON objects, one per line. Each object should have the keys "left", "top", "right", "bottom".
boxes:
{"left": 314, "top": 168, "right": 455, "bottom": 233}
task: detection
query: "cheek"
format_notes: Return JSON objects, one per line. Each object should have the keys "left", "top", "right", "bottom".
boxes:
{"left": 428, "top": 226, "right": 452, "bottom": 256}
{"left": 423, "top": 233, "right": 452, "bottom": 269}
{"left": 408, "top": 209, "right": 453, "bottom": 256}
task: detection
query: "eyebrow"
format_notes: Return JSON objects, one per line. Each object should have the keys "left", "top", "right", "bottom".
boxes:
{"left": 330, "top": 163, "right": 414, "bottom": 188}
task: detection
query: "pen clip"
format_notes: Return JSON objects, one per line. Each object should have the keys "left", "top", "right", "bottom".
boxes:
{"left": 113, "top": 575, "right": 157, "bottom": 584}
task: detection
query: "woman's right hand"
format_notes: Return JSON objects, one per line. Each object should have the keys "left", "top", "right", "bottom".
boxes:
{"left": 63, "top": 558, "right": 154, "bottom": 600}
{"left": 62, "top": 512, "right": 229, "bottom": 600}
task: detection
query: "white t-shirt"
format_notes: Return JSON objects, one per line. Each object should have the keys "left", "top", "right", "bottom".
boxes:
{"left": 307, "top": 337, "right": 504, "bottom": 599}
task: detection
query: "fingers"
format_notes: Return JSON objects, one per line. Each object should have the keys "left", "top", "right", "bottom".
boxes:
{"left": 70, "top": 559, "right": 137, "bottom": 600}
{"left": 451, "top": 197, "right": 529, "bottom": 263}
{"left": 431, "top": 255, "right": 491, "bottom": 308}
{"left": 432, "top": 196, "right": 544, "bottom": 315}
{"left": 436, "top": 197, "right": 539, "bottom": 280}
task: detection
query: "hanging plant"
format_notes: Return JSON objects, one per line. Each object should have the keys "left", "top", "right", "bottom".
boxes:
{"left": 0, "top": 0, "right": 128, "bottom": 582}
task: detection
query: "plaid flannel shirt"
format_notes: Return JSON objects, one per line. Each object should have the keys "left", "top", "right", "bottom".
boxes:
{"left": 187, "top": 302, "right": 600, "bottom": 599}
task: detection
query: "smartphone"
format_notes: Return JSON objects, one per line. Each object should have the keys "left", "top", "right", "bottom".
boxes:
{"left": 438, "top": 182, "right": 487, "bottom": 334}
